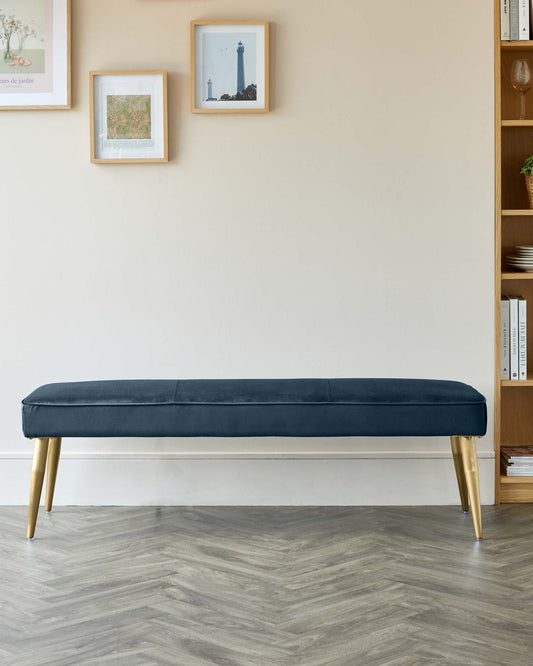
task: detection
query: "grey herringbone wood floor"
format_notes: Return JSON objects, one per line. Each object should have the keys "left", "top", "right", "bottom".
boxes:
{"left": 1, "top": 507, "right": 533, "bottom": 665}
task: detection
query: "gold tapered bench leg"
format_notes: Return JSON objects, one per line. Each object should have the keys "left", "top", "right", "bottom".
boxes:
{"left": 27, "top": 438, "right": 49, "bottom": 540}
{"left": 450, "top": 436, "right": 469, "bottom": 513}
{"left": 45, "top": 437, "right": 62, "bottom": 513}
{"left": 457, "top": 435, "right": 483, "bottom": 540}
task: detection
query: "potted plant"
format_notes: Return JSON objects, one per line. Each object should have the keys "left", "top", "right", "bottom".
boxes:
{"left": 520, "top": 155, "right": 533, "bottom": 208}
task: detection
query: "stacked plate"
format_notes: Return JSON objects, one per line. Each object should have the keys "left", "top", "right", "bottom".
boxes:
{"left": 507, "top": 246, "right": 533, "bottom": 272}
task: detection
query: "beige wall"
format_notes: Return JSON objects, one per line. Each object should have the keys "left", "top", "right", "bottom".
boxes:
{"left": 0, "top": 0, "right": 494, "bottom": 504}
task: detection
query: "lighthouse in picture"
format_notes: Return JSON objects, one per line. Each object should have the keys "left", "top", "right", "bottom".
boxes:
{"left": 237, "top": 41, "right": 245, "bottom": 92}
{"left": 206, "top": 78, "right": 217, "bottom": 101}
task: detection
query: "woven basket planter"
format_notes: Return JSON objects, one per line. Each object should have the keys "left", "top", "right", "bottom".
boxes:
{"left": 526, "top": 174, "right": 533, "bottom": 208}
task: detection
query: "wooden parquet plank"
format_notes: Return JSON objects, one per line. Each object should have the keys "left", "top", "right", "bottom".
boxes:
{"left": 1, "top": 506, "right": 533, "bottom": 665}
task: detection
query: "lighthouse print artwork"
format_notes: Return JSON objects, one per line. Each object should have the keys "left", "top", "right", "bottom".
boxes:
{"left": 192, "top": 21, "right": 269, "bottom": 113}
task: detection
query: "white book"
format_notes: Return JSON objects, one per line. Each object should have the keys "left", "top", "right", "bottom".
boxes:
{"left": 511, "top": 0, "right": 520, "bottom": 39}
{"left": 520, "top": 0, "right": 530, "bottom": 39}
{"left": 509, "top": 296, "right": 520, "bottom": 380}
{"left": 507, "top": 465, "right": 533, "bottom": 475}
{"left": 501, "top": 299, "right": 511, "bottom": 379}
{"left": 519, "top": 298, "right": 527, "bottom": 379}
{"left": 502, "top": 0, "right": 511, "bottom": 39}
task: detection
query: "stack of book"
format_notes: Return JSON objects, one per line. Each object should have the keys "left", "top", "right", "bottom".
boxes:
{"left": 501, "top": 296, "right": 527, "bottom": 380}
{"left": 501, "top": 447, "right": 533, "bottom": 475}
{"left": 501, "top": 0, "right": 531, "bottom": 40}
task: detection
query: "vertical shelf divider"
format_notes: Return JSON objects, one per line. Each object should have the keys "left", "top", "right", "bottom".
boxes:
{"left": 495, "top": 0, "right": 502, "bottom": 504}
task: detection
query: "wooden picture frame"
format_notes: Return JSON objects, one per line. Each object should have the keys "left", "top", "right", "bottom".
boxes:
{"left": 90, "top": 70, "right": 168, "bottom": 164}
{"left": 0, "top": 0, "right": 71, "bottom": 110}
{"left": 191, "top": 20, "right": 269, "bottom": 114}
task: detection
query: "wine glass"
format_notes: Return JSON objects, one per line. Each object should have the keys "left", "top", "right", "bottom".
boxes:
{"left": 511, "top": 59, "right": 533, "bottom": 120}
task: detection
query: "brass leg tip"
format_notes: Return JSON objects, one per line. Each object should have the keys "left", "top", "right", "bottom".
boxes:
{"left": 475, "top": 537, "right": 483, "bottom": 541}
{"left": 27, "top": 537, "right": 34, "bottom": 541}
{"left": 45, "top": 510, "right": 52, "bottom": 514}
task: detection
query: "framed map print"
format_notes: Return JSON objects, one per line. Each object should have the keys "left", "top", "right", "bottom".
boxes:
{"left": 90, "top": 70, "right": 168, "bottom": 164}
{"left": 0, "top": 0, "right": 70, "bottom": 109}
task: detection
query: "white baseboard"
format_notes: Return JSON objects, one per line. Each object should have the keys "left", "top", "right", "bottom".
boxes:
{"left": 0, "top": 451, "right": 495, "bottom": 505}
{"left": 1, "top": 449, "right": 495, "bottom": 460}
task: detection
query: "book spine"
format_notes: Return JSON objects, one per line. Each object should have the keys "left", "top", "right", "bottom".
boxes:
{"left": 510, "top": 297, "right": 519, "bottom": 380}
{"left": 520, "top": 0, "right": 530, "bottom": 39}
{"left": 501, "top": 299, "right": 511, "bottom": 380}
{"left": 519, "top": 298, "right": 527, "bottom": 379}
{"left": 511, "top": 0, "right": 520, "bottom": 39}
{"left": 502, "top": 0, "right": 511, "bottom": 39}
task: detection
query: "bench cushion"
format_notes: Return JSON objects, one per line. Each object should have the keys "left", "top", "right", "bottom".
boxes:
{"left": 21, "top": 378, "right": 487, "bottom": 439}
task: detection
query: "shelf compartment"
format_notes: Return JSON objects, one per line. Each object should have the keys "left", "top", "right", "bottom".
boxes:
{"left": 501, "top": 385, "right": 533, "bottom": 445}
{"left": 501, "top": 216, "right": 533, "bottom": 277}
{"left": 501, "top": 127, "right": 533, "bottom": 208}
{"left": 501, "top": 51, "right": 533, "bottom": 121}
{"left": 501, "top": 285, "right": 533, "bottom": 383}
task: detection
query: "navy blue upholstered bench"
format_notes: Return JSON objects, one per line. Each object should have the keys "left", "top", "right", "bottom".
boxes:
{"left": 22, "top": 378, "right": 487, "bottom": 539}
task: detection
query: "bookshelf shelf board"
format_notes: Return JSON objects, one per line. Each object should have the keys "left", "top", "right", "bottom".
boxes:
{"left": 500, "top": 474, "right": 533, "bottom": 484}
{"left": 501, "top": 379, "right": 533, "bottom": 386}
{"left": 502, "top": 210, "right": 533, "bottom": 216}
{"left": 501, "top": 120, "right": 533, "bottom": 126}
{"left": 501, "top": 272, "right": 533, "bottom": 279}
{"left": 501, "top": 41, "right": 533, "bottom": 49}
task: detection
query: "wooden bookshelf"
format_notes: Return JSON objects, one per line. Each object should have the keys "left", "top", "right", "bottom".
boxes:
{"left": 496, "top": 2, "right": 533, "bottom": 502}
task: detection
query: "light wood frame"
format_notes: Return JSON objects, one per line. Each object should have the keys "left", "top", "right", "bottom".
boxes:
{"left": 191, "top": 20, "right": 269, "bottom": 114}
{"left": 90, "top": 70, "right": 168, "bottom": 164}
{"left": 0, "top": 0, "right": 71, "bottom": 110}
